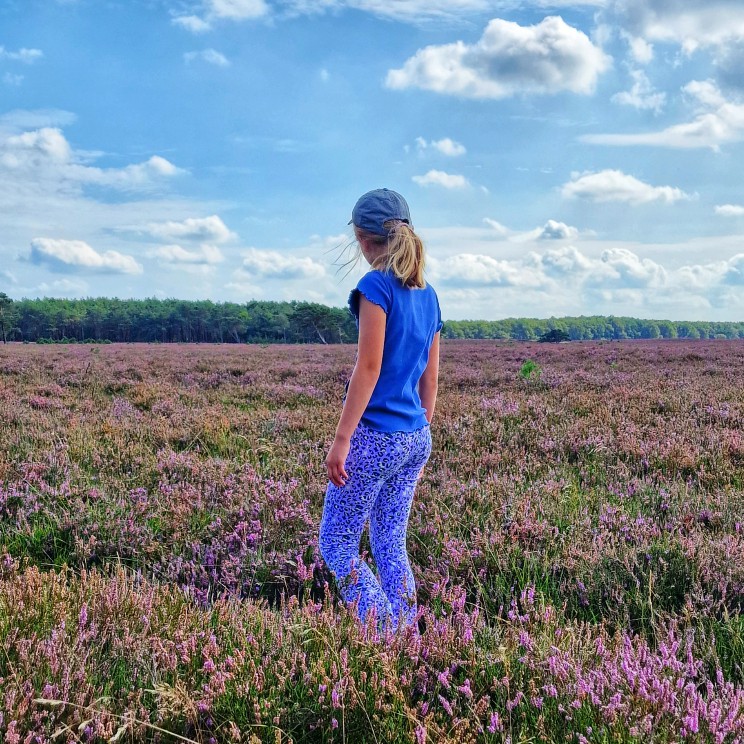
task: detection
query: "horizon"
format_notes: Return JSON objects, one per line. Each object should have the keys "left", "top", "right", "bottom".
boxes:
{"left": 1, "top": 1, "right": 743, "bottom": 322}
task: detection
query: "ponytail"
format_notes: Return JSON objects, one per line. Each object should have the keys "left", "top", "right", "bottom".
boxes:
{"left": 356, "top": 220, "right": 427, "bottom": 288}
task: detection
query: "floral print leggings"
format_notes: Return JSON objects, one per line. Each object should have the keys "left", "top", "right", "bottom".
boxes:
{"left": 319, "top": 422, "right": 432, "bottom": 632}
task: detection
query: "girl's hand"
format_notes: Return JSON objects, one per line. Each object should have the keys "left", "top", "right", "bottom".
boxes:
{"left": 325, "top": 436, "right": 351, "bottom": 487}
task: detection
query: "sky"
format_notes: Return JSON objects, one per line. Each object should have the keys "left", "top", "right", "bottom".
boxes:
{"left": 1, "top": 0, "right": 744, "bottom": 322}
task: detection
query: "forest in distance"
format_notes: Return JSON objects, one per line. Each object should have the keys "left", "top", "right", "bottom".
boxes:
{"left": 1, "top": 294, "right": 743, "bottom": 344}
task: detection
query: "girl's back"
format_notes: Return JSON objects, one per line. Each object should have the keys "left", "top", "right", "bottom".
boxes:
{"left": 349, "top": 268, "right": 441, "bottom": 432}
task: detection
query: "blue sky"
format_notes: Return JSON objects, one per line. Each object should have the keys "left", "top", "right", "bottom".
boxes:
{"left": 2, "top": 0, "right": 744, "bottom": 321}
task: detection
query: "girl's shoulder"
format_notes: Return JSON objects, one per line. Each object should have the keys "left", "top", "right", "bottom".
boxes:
{"left": 348, "top": 270, "right": 394, "bottom": 318}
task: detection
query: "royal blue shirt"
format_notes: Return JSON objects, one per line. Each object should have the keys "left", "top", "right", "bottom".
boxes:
{"left": 347, "top": 269, "right": 443, "bottom": 432}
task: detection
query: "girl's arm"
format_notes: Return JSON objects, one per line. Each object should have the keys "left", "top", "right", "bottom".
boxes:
{"left": 325, "top": 295, "right": 386, "bottom": 486}
{"left": 419, "top": 331, "right": 440, "bottom": 424}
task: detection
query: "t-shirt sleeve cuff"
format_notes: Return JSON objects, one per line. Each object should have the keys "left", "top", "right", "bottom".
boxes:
{"left": 348, "top": 273, "right": 391, "bottom": 318}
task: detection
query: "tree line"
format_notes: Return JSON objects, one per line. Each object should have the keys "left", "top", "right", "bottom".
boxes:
{"left": 444, "top": 316, "right": 744, "bottom": 340}
{"left": 0, "top": 294, "right": 742, "bottom": 344}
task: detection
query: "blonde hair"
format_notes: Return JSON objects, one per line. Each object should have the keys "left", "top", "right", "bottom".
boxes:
{"left": 354, "top": 220, "right": 426, "bottom": 288}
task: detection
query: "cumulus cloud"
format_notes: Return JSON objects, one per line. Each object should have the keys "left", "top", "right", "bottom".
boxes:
{"left": 598, "top": 247, "right": 667, "bottom": 287}
{"left": 538, "top": 219, "right": 579, "bottom": 240}
{"left": 715, "top": 204, "right": 744, "bottom": 216}
{"left": 152, "top": 244, "right": 224, "bottom": 265}
{"left": 537, "top": 245, "right": 595, "bottom": 276}
{"left": 431, "top": 244, "right": 744, "bottom": 319}
{"left": 238, "top": 248, "right": 325, "bottom": 280}
{"left": 412, "top": 170, "right": 469, "bottom": 188}
{"left": 145, "top": 215, "right": 236, "bottom": 243}
{"left": 29, "top": 238, "right": 143, "bottom": 274}
{"left": 0, "top": 126, "right": 185, "bottom": 193}
{"left": 184, "top": 49, "right": 230, "bottom": 67}
{"left": 561, "top": 169, "right": 691, "bottom": 204}
{"left": 677, "top": 253, "right": 744, "bottom": 288}
{"left": 416, "top": 136, "right": 467, "bottom": 156}
{"left": 386, "top": 16, "right": 610, "bottom": 99}
{"left": 623, "top": 34, "right": 654, "bottom": 64}
{"left": 583, "top": 80, "right": 744, "bottom": 149}
{"left": 723, "top": 254, "right": 744, "bottom": 285}
{"left": 611, "top": 69, "right": 666, "bottom": 112}
{"left": 432, "top": 253, "right": 543, "bottom": 287}
{"left": 0, "top": 47, "right": 43, "bottom": 63}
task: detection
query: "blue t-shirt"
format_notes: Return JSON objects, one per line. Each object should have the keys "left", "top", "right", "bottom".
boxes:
{"left": 347, "top": 269, "right": 443, "bottom": 432}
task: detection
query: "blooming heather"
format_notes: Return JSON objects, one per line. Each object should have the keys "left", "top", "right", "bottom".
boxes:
{"left": 0, "top": 339, "right": 742, "bottom": 742}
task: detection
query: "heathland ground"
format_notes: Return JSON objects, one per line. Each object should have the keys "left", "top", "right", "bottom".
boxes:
{"left": 1, "top": 340, "right": 742, "bottom": 742}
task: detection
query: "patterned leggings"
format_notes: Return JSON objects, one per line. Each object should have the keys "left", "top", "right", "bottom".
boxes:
{"left": 319, "top": 423, "right": 432, "bottom": 632}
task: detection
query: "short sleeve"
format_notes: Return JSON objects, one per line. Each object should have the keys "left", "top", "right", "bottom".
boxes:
{"left": 348, "top": 271, "right": 392, "bottom": 321}
{"left": 435, "top": 292, "right": 443, "bottom": 333}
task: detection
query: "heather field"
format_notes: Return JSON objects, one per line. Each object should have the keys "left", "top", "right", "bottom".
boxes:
{"left": 1, "top": 339, "right": 743, "bottom": 744}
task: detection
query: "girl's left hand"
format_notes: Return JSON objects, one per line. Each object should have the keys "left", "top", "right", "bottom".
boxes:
{"left": 325, "top": 436, "right": 350, "bottom": 487}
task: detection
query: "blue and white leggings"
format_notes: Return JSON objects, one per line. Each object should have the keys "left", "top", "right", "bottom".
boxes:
{"left": 319, "top": 422, "right": 432, "bottom": 632}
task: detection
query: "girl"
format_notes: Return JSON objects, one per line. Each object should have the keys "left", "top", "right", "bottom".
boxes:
{"left": 318, "top": 188, "right": 442, "bottom": 634}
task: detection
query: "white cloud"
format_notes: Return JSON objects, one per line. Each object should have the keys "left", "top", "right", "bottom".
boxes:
{"left": 723, "top": 254, "right": 744, "bottom": 285}
{"left": 562, "top": 170, "right": 691, "bottom": 204}
{"left": 29, "top": 238, "right": 143, "bottom": 274}
{"left": 607, "top": 0, "right": 744, "bottom": 53}
{"left": 583, "top": 80, "right": 744, "bottom": 149}
{"left": 538, "top": 219, "right": 579, "bottom": 240}
{"left": 238, "top": 248, "right": 325, "bottom": 280}
{"left": 172, "top": 15, "right": 213, "bottom": 32}
{"left": 623, "top": 34, "right": 654, "bottom": 64}
{"left": 209, "top": 0, "right": 269, "bottom": 19}
{"left": 431, "top": 242, "right": 744, "bottom": 319}
{"left": 677, "top": 253, "right": 744, "bottom": 288}
{"left": 0, "top": 47, "right": 43, "bottom": 64}
{"left": 611, "top": 69, "right": 666, "bottom": 112}
{"left": 152, "top": 244, "right": 224, "bottom": 265}
{"left": 431, "top": 253, "right": 544, "bottom": 287}
{"left": 172, "top": 0, "right": 268, "bottom": 33}
{"left": 386, "top": 16, "right": 611, "bottom": 99}
{"left": 715, "top": 204, "right": 744, "bottom": 216}
{"left": 598, "top": 247, "right": 667, "bottom": 288}
{"left": 416, "top": 137, "right": 466, "bottom": 156}
{"left": 144, "top": 215, "right": 236, "bottom": 243}
{"left": 3, "top": 127, "right": 72, "bottom": 164}
{"left": 536, "top": 245, "right": 595, "bottom": 276}
{"left": 0, "top": 126, "right": 185, "bottom": 193}
{"left": 184, "top": 49, "right": 230, "bottom": 67}
{"left": 413, "top": 170, "right": 469, "bottom": 188}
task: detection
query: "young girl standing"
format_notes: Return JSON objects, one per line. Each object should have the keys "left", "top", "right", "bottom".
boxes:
{"left": 319, "top": 188, "right": 442, "bottom": 634}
